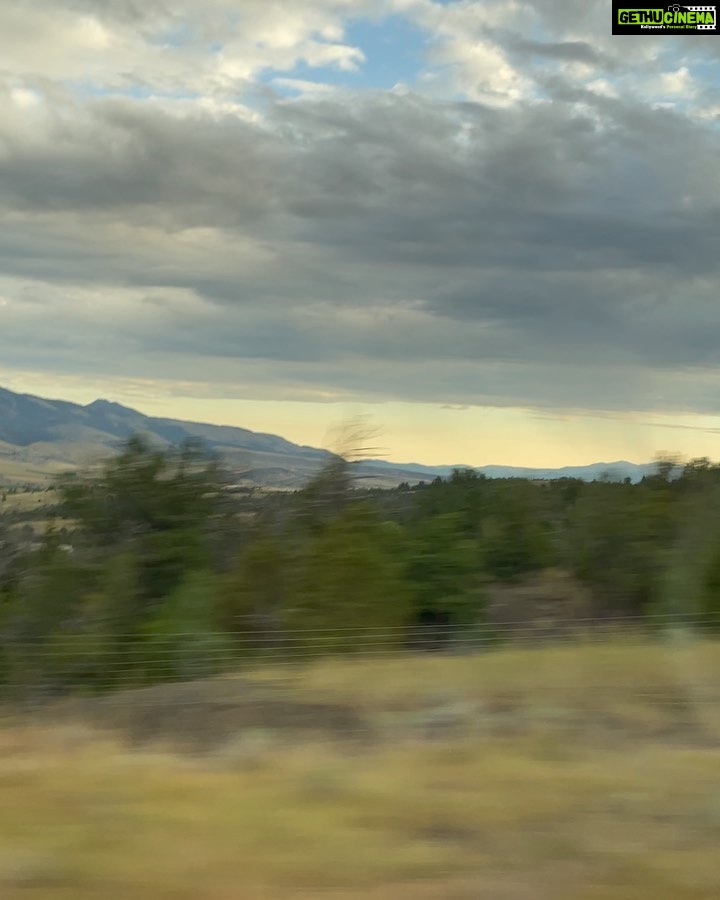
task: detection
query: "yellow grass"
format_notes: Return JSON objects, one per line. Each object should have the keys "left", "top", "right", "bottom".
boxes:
{"left": 1, "top": 491, "right": 54, "bottom": 510}
{"left": 0, "top": 460, "right": 60, "bottom": 485}
{"left": 244, "top": 635, "right": 720, "bottom": 738}
{"left": 1, "top": 638, "right": 720, "bottom": 899}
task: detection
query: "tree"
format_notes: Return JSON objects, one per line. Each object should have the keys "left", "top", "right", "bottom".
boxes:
{"left": 482, "top": 481, "right": 555, "bottom": 581}
{"left": 567, "top": 481, "right": 672, "bottom": 614}
{"left": 285, "top": 503, "right": 412, "bottom": 651}
{"left": 297, "top": 417, "right": 382, "bottom": 530}
{"left": 57, "top": 435, "right": 223, "bottom": 606}
{"left": 139, "top": 571, "right": 233, "bottom": 682}
{"left": 217, "top": 532, "right": 293, "bottom": 645}
{"left": 0, "top": 543, "right": 100, "bottom": 696}
{"left": 406, "top": 512, "right": 485, "bottom": 634}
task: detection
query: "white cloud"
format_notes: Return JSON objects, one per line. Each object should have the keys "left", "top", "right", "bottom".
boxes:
{"left": 695, "top": 104, "right": 720, "bottom": 121}
{"left": 586, "top": 79, "right": 617, "bottom": 98}
{"left": 425, "top": 35, "right": 529, "bottom": 105}
{"left": 657, "top": 65, "right": 696, "bottom": 97}
{"left": 404, "top": 0, "right": 532, "bottom": 105}
{"left": 271, "top": 78, "right": 339, "bottom": 95}
{"left": 0, "top": 0, "right": 719, "bottom": 428}
{"left": 0, "top": 0, "right": 374, "bottom": 99}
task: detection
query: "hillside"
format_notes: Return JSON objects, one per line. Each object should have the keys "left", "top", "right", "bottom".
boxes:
{"left": 0, "top": 386, "right": 655, "bottom": 487}
{"left": 0, "top": 387, "right": 450, "bottom": 488}
{"left": 0, "top": 387, "right": 330, "bottom": 487}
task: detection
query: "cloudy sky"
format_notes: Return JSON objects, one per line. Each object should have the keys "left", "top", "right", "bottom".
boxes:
{"left": 1, "top": 0, "right": 720, "bottom": 465}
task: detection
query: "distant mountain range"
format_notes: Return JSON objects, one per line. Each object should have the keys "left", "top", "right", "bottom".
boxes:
{"left": 359, "top": 459, "right": 659, "bottom": 483}
{"left": 0, "top": 386, "right": 658, "bottom": 487}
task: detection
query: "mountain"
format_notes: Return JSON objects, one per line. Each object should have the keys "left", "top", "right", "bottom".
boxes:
{"left": 0, "top": 386, "right": 657, "bottom": 487}
{"left": 0, "top": 386, "right": 332, "bottom": 487}
{"left": 359, "top": 459, "right": 658, "bottom": 483}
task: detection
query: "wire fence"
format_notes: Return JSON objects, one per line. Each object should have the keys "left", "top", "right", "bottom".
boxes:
{"left": 1, "top": 611, "right": 719, "bottom": 706}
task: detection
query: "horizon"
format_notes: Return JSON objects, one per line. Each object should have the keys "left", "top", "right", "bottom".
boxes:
{"left": 1, "top": 1, "right": 719, "bottom": 464}
{"left": 0, "top": 381, "right": 706, "bottom": 471}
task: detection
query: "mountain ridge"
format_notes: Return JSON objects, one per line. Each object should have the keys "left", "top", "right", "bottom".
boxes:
{"left": 0, "top": 386, "right": 658, "bottom": 487}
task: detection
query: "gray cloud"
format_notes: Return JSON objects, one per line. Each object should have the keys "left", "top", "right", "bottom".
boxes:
{"left": 0, "top": 1, "right": 719, "bottom": 418}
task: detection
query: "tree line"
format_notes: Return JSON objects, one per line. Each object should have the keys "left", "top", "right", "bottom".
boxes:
{"left": 1, "top": 436, "right": 720, "bottom": 697}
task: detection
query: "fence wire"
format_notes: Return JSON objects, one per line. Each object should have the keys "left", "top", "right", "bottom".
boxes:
{"left": 1, "top": 612, "right": 719, "bottom": 707}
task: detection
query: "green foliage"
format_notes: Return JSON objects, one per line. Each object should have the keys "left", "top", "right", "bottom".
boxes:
{"left": 5, "top": 432, "right": 720, "bottom": 698}
{"left": 481, "top": 481, "right": 556, "bottom": 581}
{"left": 58, "top": 434, "right": 220, "bottom": 545}
{"left": 568, "top": 481, "right": 673, "bottom": 614}
{"left": 0, "top": 545, "right": 103, "bottom": 694}
{"left": 217, "top": 533, "right": 292, "bottom": 641}
{"left": 703, "top": 543, "right": 720, "bottom": 624}
{"left": 406, "top": 512, "right": 485, "bottom": 625}
{"left": 286, "top": 503, "right": 412, "bottom": 650}
{"left": 58, "top": 436, "right": 220, "bottom": 606}
{"left": 696, "top": 499, "right": 720, "bottom": 626}
{"left": 139, "top": 571, "right": 233, "bottom": 683}
{"left": 413, "top": 469, "right": 487, "bottom": 535}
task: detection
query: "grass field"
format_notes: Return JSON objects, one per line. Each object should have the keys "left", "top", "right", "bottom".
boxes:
{"left": 0, "top": 489, "right": 71, "bottom": 538}
{"left": 0, "top": 490, "right": 59, "bottom": 511}
{"left": 1, "top": 637, "right": 720, "bottom": 899}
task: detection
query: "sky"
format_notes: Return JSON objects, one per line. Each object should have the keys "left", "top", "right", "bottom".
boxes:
{"left": 1, "top": 0, "right": 720, "bottom": 466}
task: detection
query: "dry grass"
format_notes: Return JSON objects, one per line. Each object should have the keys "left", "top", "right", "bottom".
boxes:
{"left": 0, "top": 458, "right": 61, "bottom": 486}
{"left": 0, "top": 490, "right": 58, "bottom": 511}
{"left": 243, "top": 634, "right": 720, "bottom": 740}
{"left": 1, "top": 488, "right": 71, "bottom": 535}
{"left": 1, "top": 638, "right": 720, "bottom": 899}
